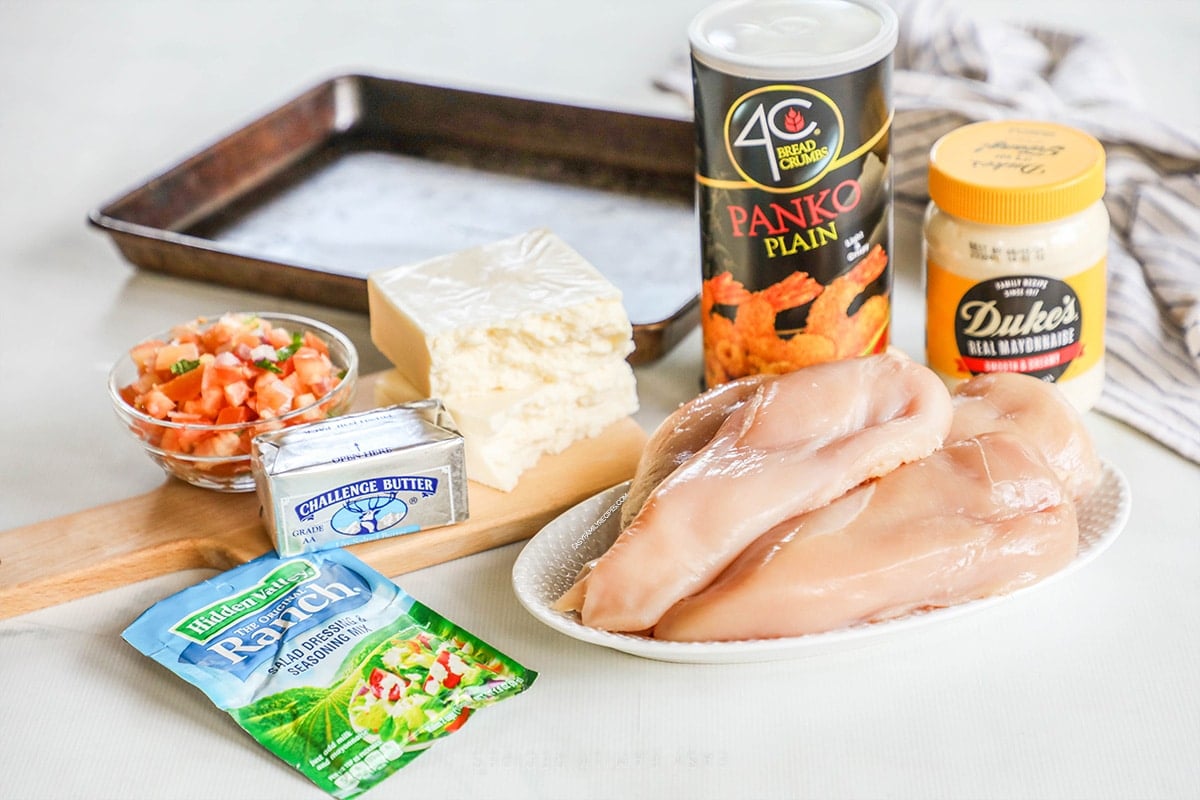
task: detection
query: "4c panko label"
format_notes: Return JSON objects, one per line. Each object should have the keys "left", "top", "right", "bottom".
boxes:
{"left": 694, "top": 63, "right": 894, "bottom": 387}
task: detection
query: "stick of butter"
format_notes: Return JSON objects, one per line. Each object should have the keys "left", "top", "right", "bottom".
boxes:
{"left": 251, "top": 402, "right": 468, "bottom": 557}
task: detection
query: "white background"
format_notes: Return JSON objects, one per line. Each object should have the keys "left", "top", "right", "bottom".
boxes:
{"left": 1, "top": 1, "right": 1198, "bottom": 799}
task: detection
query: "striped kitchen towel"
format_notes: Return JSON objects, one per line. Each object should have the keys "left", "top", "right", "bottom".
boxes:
{"left": 657, "top": 0, "right": 1200, "bottom": 463}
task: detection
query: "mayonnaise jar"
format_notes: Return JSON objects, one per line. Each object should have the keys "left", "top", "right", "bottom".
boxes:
{"left": 923, "top": 120, "right": 1108, "bottom": 412}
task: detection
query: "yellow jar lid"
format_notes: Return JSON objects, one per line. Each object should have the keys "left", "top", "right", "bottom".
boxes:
{"left": 927, "top": 120, "right": 1106, "bottom": 225}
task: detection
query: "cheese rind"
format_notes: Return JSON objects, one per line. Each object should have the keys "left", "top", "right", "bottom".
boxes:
{"left": 368, "top": 229, "right": 634, "bottom": 398}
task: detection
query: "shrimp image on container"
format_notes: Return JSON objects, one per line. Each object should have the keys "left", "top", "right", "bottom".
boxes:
{"left": 701, "top": 244, "right": 890, "bottom": 386}
{"left": 805, "top": 244, "right": 889, "bottom": 357}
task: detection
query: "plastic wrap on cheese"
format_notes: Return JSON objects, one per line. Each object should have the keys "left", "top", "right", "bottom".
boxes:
{"left": 251, "top": 402, "right": 468, "bottom": 556}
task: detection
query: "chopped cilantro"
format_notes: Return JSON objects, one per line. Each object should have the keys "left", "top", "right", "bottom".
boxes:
{"left": 255, "top": 359, "right": 284, "bottom": 374}
{"left": 275, "top": 331, "right": 305, "bottom": 362}
{"left": 254, "top": 332, "right": 304, "bottom": 373}
{"left": 170, "top": 358, "right": 201, "bottom": 375}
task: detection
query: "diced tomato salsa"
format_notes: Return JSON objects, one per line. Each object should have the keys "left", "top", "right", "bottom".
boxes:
{"left": 119, "top": 314, "right": 347, "bottom": 461}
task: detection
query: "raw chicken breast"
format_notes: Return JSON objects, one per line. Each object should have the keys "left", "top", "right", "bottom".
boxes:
{"left": 561, "top": 353, "right": 955, "bottom": 633}
{"left": 620, "top": 373, "right": 770, "bottom": 529}
{"left": 947, "top": 373, "right": 1101, "bottom": 502}
{"left": 653, "top": 432, "right": 1078, "bottom": 642}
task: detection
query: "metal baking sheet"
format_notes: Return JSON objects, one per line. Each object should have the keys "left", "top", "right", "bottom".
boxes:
{"left": 88, "top": 74, "right": 700, "bottom": 363}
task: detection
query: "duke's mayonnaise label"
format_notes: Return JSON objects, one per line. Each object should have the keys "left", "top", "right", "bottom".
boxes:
{"left": 925, "top": 258, "right": 1106, "bottom": 383}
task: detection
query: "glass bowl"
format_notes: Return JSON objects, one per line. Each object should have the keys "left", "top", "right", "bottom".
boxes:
{"left": 108, "top": 312, "right": 358, "bottom": 492}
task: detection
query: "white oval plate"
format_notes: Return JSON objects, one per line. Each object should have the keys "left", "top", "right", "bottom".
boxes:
{"left": 512, "top": 461, "right": 1130, "bottom": 663}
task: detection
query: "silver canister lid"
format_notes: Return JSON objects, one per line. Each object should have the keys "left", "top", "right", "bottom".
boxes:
{"left": 690, "top": 0, "right": 899, "bottom": 79}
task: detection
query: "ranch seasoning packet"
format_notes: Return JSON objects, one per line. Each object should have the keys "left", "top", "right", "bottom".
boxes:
{"left": 122, "top": 549, "right": 536, "bottom": 798}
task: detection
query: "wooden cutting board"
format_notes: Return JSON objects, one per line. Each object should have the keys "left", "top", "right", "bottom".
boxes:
{"left": 0, "top": 373, "right": 647, "bottom": 620}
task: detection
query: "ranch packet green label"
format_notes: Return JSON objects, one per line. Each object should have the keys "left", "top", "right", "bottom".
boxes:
{"left": 122, "top": 549, "right": 536, "bottom": 798}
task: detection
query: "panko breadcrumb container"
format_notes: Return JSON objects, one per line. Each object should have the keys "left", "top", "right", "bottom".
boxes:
{"left": 689, "top": 0, "right": 899, "bottom": 387}
{"left": 923, "top": 119, "right": 1109, "bottom": 412}
{"left": 251, "top": 401, "right": 468, "bottom": 556}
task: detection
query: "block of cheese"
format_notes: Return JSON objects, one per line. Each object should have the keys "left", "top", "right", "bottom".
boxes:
{"left": 367, "top": 228, "right": 641, "bottom": 492}
{"left": 368, "top": 228, "right": 635, "bottom": 398}
{"left": 375, "top": 365, "right": 638, "bottom": 492}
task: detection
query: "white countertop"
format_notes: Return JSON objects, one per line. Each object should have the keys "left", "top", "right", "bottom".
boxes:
{"left": 1, "top": 1, "right": 1198, "bottom": 798}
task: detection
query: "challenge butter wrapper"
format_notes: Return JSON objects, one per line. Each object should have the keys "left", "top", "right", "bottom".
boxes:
{"left": 252, "top": 401, "right": 469, "bottom": 557}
